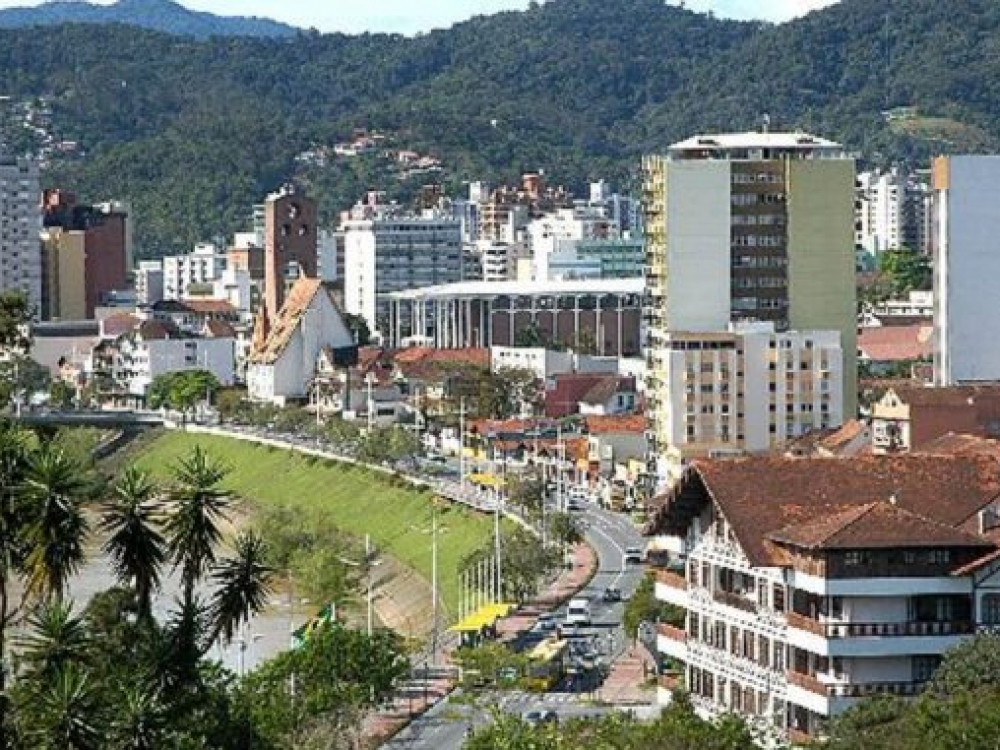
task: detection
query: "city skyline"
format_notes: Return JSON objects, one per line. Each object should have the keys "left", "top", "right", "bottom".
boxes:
{"left": 0, "top": 0, "right": 839, "bottom": 34}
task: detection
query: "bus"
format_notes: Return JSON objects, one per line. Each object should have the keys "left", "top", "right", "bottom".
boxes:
{"left": 525, "top": 638, "right": 568, "bottom": 692}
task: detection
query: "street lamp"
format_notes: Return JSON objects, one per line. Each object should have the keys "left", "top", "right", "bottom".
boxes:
{"left": 336, "top": 534, "right": 381, "bottom": 638}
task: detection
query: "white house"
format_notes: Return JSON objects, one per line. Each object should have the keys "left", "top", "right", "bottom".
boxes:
{"left": 247, "top": 277, "right": 356, "bottom": 405}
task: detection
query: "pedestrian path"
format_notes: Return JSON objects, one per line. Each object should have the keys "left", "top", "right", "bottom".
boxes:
{"left": 598, "top": 643, "right": 657, "bottom": 706}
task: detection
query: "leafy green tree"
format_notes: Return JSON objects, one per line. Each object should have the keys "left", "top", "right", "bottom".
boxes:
{"left": 548, "top": 511, "right": 583, "bottom": 546}
{"left": 624, "top": 571, "right": 685, "bottom": 642}
{"left": 927, "top": 633, "right": 1000, "bottom": 696}
{"left": 209, "top": 531, "right": 274, "bottom": 644}
{"left": 507, "top": 475, "right": 545, "bottom": 519}
{"left": 342, "top": 313, "right": 371, "bottom": 347}
{"left": 100, "top": 467, "right": 166, "bottom": 622}
{"left": 23, "top": 666, "right": 105, "bottom": 750}
{"left": 462, "top": 527, "right": 560, "bottom": 603}
{"left": 146, "top": 370, "right": 220, "bottom": 412}
{"left": 0, "top": 290, "right": 32, "bottom": 355}
{"left": 17, "top": 601, "right": 91, "bottom": 682}
{"left": 879, "top": 248, "right": 932, "bottom": 295}
{"left": 49, "top": 380, "right": 76, "bottom": 410}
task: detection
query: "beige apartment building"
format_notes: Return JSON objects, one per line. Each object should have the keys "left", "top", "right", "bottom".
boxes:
{"left": 643, "top": 132, "right": 857, "bottom": 480}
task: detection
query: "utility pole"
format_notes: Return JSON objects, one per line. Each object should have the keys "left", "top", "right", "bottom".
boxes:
{"left": 366, "top": 373, "right": 375, "bottom": 432}
{"left": 365, "top": 534, "right": 374, "bottom": 638}
{"left": 493, "top": 445, "right": 503, "bottom": 603}
{"left": 431, "top": 507, "right": 439, "bottom": 665}
{"left": 459, "top": 396, "right": 467, "bottom": 495}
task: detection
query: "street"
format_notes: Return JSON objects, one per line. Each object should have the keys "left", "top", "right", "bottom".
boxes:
{"left": 382, "top": 499, "right": 647, "bottom": 750}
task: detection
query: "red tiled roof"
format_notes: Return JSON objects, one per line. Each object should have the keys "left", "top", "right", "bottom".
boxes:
{"left": 648, "top": 455, "right": 1000, "bottom": 566}
{"left": 584, "top": 414, "right": 648, "bottom": 435}
{"left": 770, "top": 502, "right": 991, "bottom": 550}
{"left": 203, "top": 319, "right": 236, "bottom": 338}
{"left": 137, "top": 319, "right": 177, "bottom": 340}
{"left": 251, "top": 279, "right": 341, "bottom": 364}
{"left": 546, "top": 374, "right": 628, "bottom": 418}
{"left": 101, "top": 313, "right": 139, "bottom": 338}
{"left": 580, "top": 376, "right": 635, "bottom": 406}
{"left": 917, "top": 433, "right": 1000, "bottom": 458}
{"left": 889, "top": 385, "right": 1000, "bottom": 408}
{"left": 858, "top": 324, "right": 932, "bottom": 362}
{"left": 181, "top": 299, "right": 237, "bottom": 314}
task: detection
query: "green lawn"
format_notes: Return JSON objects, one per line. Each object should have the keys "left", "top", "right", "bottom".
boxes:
{"left": 134, "top": 431, "right": 499, "bottom": 622}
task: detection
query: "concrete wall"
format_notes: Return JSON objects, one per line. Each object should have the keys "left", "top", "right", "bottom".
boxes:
{"left": 665, "top": 161, "right": 731, "bottom": 330}
{"left": 935, "top": 157, "right": 1000, "bottom": 384}
{"left": 787, "top": 159, "right": 858, "bottom": 418}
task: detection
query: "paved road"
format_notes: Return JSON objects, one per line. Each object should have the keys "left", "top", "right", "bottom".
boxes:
{"left": 382, "top": 499, "right": 646, "bottom": 750}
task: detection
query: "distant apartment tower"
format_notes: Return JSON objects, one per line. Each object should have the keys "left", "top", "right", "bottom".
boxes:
{"left": 264, "top": 185, "right": 317, "bottom": 321}
{"left": 856, "top": 168, "right": 931, "bottom": 258}
{"left": 40, "top": 190, "right": 128, "bottom": 319}
{"left": 0, "top": 155, "right": 41, "bottom": 309}
{"left": 135, "top": 261, "right": 164, "bottom": 306}
{"left": 643, "top": 133, "right": 858, "bottom": 426}
{"left": 932, "top": 156, "right": 1000, "bottom": 386}
{"left": 342, "top": 207, "right": 463, "bottom": 337}
{"left": 163, "top": 243, "right": 225, "bottom": 301}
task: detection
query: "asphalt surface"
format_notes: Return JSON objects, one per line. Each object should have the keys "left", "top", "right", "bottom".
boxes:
{"left": 382, "top": 498, "right": 646, "bottom": 750}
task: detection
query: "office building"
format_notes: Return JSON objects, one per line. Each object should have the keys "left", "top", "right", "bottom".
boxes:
{"left": 646, "top": 454, "right": 1000, "bottom": 743}
{"left": 932, "top": 156, "right": 1000, "bottom": 385}
{"left": 0, "top": 155, "right": 41, "bottom": 308}
{"left": 342, "top": 204, "right": 463, "bottom": 337}
{"left": 264, "top": 184, "right": 318, "bottom": 322}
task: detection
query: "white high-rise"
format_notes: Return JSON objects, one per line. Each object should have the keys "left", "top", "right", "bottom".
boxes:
{"left": 933, "top": 155, "right": 1000, "bottom": 385}
{"left": 0, "top": 155, "right": 41, "bottom": 309}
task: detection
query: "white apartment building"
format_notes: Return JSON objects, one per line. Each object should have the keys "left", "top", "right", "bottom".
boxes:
{"left": 162, "top": 242, "right": 226, "bottom": 301}
{"left": 135, "top": 260, "right": 164, "bottom": 306}
{"left": 856, "top": 168, "right": 931, "bottom": 258}
{"left": 650, "top": 323, "right": 843, "bottom": 483}
{"left": 647, "top": 454, "right": 1000, "bottom": 745}
{"left": 528, "top": 206, "right": 619, "bottom": 281}
{"left": 342, "top": 207, "right": 463, "bottom": 338}
{"left": 0, "top": 155, "right": 42, "bottom": 309}
{"left": 933, "top": 156, "right": 1000, "bottom": 386}
{"left": 98, "top": 318, "right": 235, "bottom": 399}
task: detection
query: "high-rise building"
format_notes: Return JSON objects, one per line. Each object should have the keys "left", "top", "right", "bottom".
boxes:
{"left": 0, "top": 155, "right": 41, "bottom": 309}
{"left": 932, "top": 156, "right": 1000, "bottom": 386}
{"left": 342, "top": 203, "right": 463, "bottom": 338}
{"left": 643, "top": 132, "right": 858, "bottom": 467}
{"left": 163, "top": 243, "right": 226, "bottom": 301}
{"left": 855, "top": 168, "right": 932, "bottom": 259}
{"left": 264, "top": 185, "right": 317, "bottom": 321}
{"left": 40, "top": 190, "right": 128, "bottom": 319}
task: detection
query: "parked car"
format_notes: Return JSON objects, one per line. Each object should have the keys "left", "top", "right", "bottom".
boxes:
{"left": 602, "top": 587, "right": 622, "bottom": 603}
{"left": 624, "top": 546, "right": 644, "bottom": 565}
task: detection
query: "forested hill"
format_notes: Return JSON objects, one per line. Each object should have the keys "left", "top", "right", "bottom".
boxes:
{"left": 0, "top": 0, "right": 296, "bottom": 38}
{"left": 0, "top": 0, "right": 998, "bottom": 256}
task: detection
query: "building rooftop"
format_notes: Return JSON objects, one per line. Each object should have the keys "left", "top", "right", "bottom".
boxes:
{"left": 647, "top": 455, "right": 1000, "bottom": 566}
{"left": 251, "top": 278, "right": 336, "bottom": 365}
{"left": 859, "top": 325, "right": 933, "bottom": 363}
{"left": 387, "top": 278, "right": 644, "bottom": 301}
{"left": 668, "top": 131, "right": 843, "bottom": 155}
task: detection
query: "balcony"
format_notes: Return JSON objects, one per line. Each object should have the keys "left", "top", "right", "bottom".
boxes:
{"left": 658, "top": 623, "right": 687, "bottom": 643}
{"left": 787, "top": 614, "right": 974, "bottom": 639}
{"left": 712, "top": 589, "right": 759, "bottom": 615}
{"left": 656, "top": 569, "right": 687, "bottom": 591}
{"left": 786, "top": 671, "right": 926, "bottom": 699}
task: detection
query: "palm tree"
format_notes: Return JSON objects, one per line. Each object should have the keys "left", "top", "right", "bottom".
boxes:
{"left": 30, "top": 666, "right": 103, "bottom": 750}
{"left": 19, "top": 447, "right": 91, "bottom": 603}
{"left": 100, "top": 468, "right": 166, "bottom": 621}
{"left": 17, "top": 601, "right": 90, "bottom": 681}
{"left": 163, "top": 446, "right": 231, "bottom": 605}
{"left": 209, "top": 532, "right": 274, "bottom": 644}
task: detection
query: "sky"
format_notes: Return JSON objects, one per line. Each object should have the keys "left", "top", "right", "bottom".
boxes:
{"left": 0, "top": 0, "right": 841, "bottom": 34}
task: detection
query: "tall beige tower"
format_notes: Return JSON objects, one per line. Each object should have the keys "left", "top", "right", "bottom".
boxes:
{"left": 643, "top": 132, "right": 857, "bottom": 473}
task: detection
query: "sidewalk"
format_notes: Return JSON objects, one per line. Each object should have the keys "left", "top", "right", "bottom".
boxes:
{"left": 363, "top": 542, "right": 598, "bottom": 747}
{"left": 599, "top": 642, "right": 657, "bottom": 706}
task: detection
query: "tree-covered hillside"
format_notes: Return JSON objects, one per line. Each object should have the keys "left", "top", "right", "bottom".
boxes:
{"left": 0, "top": 0, "right": 997, "bottom": 256}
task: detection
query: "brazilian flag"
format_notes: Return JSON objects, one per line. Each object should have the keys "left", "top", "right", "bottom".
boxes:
{"left": 292, "top": 604, "right": 336, "bottom": 648}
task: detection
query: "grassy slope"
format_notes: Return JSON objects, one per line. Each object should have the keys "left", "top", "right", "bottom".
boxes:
{"left": 133, "top": 431, "right": 498, "bottom": 622}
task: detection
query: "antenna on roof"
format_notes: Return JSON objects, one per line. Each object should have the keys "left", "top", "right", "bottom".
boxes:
{"left": 760, "top": 113, "right": 771, "bottom": 134}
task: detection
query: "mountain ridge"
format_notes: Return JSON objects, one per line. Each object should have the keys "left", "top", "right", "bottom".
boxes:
{"left": 0, "top": 0, "right": 297, "bottom": 38}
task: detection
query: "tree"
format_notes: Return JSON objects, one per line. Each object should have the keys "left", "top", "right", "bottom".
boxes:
{"left": 342, "top": 313, "right": 371, "bottom": 347}
{"left": 926, "top": 633, "right": 1000, "bottom": 696}
{"left": 0, "top": 290, "right": 32, "bottom": 355}
{"left": 507, "top": 475, "right": 545, "bottom": 519}
{"left": 209, "top": 531, "right": 274, "bottom": 644}
{"left": 879, "top": 248, "right": 932, "bottom": 295}
{"left": 548, "top": 512, "right": 583, "bottom": 546}
{"left": 19, "top": 447, "right": 92, "bottom": 602}
{"left": 24, "top": 666, "right": 104, "bottom": 750}
{"left": 17, "top": 601, "right": 91, "bottom": 682}
{"left": 146, "top": 370, "right": 220, "bottom": 412}
{"left": 461, "top": 527, "right": 560, "bottom": 603}
{"left": 624, "top": 571, "right": 685, "bottom": 642}
{"left": 100, "top": 467, "right": 167, "bottom": 622}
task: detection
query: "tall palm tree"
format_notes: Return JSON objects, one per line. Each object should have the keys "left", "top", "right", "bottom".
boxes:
{"left": 19, "top": 447, "right": 91, "bottom": 603}
{"left": 100, "top": 468, "right": 166, "bottom": 621}
{"left": 17, "top": 601, "right": 91, "bottom": 681}
{"left": 209, "top": 532, "right": 274, "bottom": 644}
{"left": 164, "top": 446, "right": 231, "bottom": 605}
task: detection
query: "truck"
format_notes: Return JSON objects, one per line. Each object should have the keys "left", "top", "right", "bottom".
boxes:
{"left": 565, "top": 597, "right": 592, "bottom": 626}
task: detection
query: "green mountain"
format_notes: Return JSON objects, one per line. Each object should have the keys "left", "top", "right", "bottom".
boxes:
{"left": 0, "top": 0, "right": 297, "bottom": 39}
{"left": 0, "top": 0, "right": 997, "bottom": 257}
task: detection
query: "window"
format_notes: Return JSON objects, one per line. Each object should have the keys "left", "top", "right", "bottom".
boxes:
{"left": 773, "top": 584, "right": 786, "bottom": 613}
{"left": 845, "top": 551, "right": 865, "bottom": 566}
{"left": 983, "top": 594, "right": 1000, "bottom": 625}
{"left": 927, "top": 550, "right": 951, "bottom": 565}
{"left": 913, "top": 655, "right": 941, "bottom": 683}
